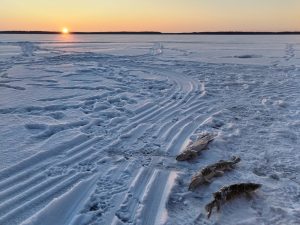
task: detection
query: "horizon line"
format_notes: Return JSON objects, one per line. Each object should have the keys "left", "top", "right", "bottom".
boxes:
{"left": 1, "top": 31, "right": 300, "bottom": 35}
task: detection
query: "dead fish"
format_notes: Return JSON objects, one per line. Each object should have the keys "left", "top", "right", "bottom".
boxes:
{"left": 176, "top": 133, "right": 216, "bottom": 161}
{"left": 205, "top": 183, "right": 261, "bottom": 219}
{"left": 189, "top": 156, "right": 241, "bottom": 191}
{"left": 212, "top": 156, "right": 241, "bottom": 172}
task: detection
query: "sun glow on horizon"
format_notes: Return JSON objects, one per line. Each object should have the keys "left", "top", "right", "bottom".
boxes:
{"left": 62, "top": 27, "right": 69, "bottom": 34}
{"left": 1, "top": 1, "right": 300, "bottom": 32}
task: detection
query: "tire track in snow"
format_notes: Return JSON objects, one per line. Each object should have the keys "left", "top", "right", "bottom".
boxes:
{"left": 111, "top": 114, "right": 208, "bottom": 225}
{"left": 0, "top": 135, "right": 101, "bottom": 190}
{"left": 73, "top": 67, "right": 204, "bottom": 224}
{"left": 0, "top": 73, "right": 178, "bottom": 185}
{"left": 136, "top": 115, "right": 213, "bottom": 225}
{"left": 108, "top": 76, "right": 213, "bottom": 225}
{"left": 64, "top": 73, "right": 197, "bottom": 165}
{"left": 0, "top": 46, "right": 211, "bottom": 224}
{"left": 0, "top": 172, "right": 92, "bottom": 225}
{"left": 0, "top": 134, "right": 93, "bottom": 189}
{"left": 0, "top": 59, "right": 194, "bottom": 224}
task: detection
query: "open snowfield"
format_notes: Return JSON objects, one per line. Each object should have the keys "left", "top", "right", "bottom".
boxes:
{"left": 0, "top": 34, "right": 299, "bottom": 225}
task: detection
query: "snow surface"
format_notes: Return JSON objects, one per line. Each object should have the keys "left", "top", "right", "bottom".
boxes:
{"left": 0, "top": 34, "right": 299, "bottom": 225}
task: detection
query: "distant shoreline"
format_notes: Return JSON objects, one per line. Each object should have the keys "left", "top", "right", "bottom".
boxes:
{"left": 0, "top": 31, "right": 300, "bottom": 35}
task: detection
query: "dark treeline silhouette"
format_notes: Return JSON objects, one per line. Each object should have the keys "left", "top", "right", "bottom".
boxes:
{"left": 0, "top": 31, "right": 300, "bottom": 35}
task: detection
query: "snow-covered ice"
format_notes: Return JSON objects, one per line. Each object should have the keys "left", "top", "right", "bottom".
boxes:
{"left": 0, "top": 34, "right": 299, "bottom": 225}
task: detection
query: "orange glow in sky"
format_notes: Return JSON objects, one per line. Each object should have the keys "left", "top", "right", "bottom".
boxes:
{"left": 0, "top": 0, "right": 299, "bottom": 32}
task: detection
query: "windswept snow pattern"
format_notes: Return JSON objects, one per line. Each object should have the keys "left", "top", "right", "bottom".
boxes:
{"left": 0, "top": 35, "right": 300, "bottom": 225}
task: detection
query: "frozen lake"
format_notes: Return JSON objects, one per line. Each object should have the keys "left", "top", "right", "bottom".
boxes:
{"left": 0, "top": 35, "right": 299, "bottom": 225}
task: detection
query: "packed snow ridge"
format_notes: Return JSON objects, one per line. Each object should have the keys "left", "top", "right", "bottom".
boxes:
{"left": 0, "top": 35, "right": 299, "bottom": 225}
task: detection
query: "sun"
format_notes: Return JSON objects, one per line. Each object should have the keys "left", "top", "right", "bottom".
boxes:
{"left": 62, "top": 27, "right": 69, "bottom": 34}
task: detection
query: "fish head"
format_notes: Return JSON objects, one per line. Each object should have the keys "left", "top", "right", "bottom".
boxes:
{"left": 188, "top": 176, "right": 204, "bottom": 191}
{"left": 176, "top": 150, "right": 197, "bottom": 161}
{"left": 231, "top": 156, "right": 241, "bottom": 163}
{"left": 241, "top": 183, "right": 262, "bottom": 193}
{"left": 213, "top": 191, "right": 222, "bottom": 200}
{"left": 249, "top": 183, "right": 262, "bottom": 190}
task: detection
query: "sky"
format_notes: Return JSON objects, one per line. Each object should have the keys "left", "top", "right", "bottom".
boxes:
{"left": 1, "top": 0, "right": 299, "bottom": 32}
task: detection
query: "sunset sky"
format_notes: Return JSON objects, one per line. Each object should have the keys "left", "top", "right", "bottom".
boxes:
{"left": 1, "top": 0, "right": 299, "bottom": 32}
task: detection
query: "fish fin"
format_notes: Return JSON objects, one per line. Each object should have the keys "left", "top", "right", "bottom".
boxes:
{"left": 216, "top": 201, "right": 221, "bottom": 212}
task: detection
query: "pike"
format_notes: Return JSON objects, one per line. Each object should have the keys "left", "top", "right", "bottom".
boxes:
{"left": 189, "top": 156, "right": 241, "bottom": 191}
{"left": 176, "top": 133, "right": 216, "bottom": 161}
{"left": 205, "top": 183, "right": 261, "bottom": 219}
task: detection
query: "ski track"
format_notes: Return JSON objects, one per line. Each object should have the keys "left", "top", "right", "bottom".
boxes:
{"left": 0, "top": 37, "right": 299, "bottom": 225}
